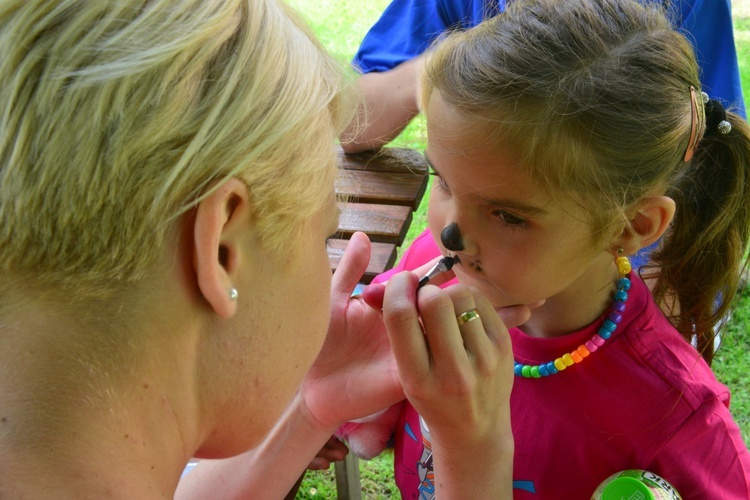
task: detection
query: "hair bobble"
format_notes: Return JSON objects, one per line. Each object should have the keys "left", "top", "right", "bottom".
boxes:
{"left": 705, "top": 98, "right": 732, "bottom": 136}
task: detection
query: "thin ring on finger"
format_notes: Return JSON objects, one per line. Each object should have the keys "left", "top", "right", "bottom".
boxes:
{"left": 456, "top": 308, "right": 481, "bottom": 326}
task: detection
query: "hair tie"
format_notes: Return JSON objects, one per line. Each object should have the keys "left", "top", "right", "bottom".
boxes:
{"left": 683, "top": 86, "right": 705, "bottom": 162}
{"left": 705, "top": 98, "right": 732, "bottom": 136}
{"left": 684, "top": 88, "right": 731, "bottom": 162}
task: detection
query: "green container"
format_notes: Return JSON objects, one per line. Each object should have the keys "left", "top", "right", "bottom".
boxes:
{"left": 592, "top": 470, "right": 682, "bottom": 500}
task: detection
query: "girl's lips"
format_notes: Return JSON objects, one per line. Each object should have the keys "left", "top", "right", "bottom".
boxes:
{"left": 450, "top": 256, "right": 547, "bottom": 311}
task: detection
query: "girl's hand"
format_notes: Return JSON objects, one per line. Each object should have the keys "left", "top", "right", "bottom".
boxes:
{"left": 381, "top": 271, "right": 515, "bottom": 497}
{"left": 299, "top": 232, "right": 404, "bottom": 432}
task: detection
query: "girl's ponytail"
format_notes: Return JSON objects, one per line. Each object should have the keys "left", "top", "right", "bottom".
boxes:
{"left": 652, "top": 109, "right": 750, "bottom": 364}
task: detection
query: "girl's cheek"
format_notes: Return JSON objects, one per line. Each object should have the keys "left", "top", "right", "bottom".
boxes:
{"left": 427, "top": 201, "right": 446, "bottom": 232}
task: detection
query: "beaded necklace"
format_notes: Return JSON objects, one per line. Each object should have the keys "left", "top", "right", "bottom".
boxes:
{"left": 514, "top": 255, "right": 632, "bottom": 378}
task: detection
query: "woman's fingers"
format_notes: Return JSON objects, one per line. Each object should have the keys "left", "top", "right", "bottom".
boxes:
{"left": 382, "top": 273, "right": 512, "bottom": 397}
{"left": 411, "top": 255, "right": 457, "bottom": 288}
{"left": 494, "top": 299, "right": 546, "bottom": 330}
{"left": 362, "top": 254, "right": 457, "bottom": 311}
{"left": 331, "top": 232, "right": 371, "bottom": 302}
{"left": 417, "top": 286, "right": 471, "bottom": 381}
{"left": 381, "top": 272, "right": 431, "bottom": 380}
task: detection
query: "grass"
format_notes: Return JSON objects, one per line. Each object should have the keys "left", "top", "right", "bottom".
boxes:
{"left": 289, "top": 0, "right": 750, "bottom": 496}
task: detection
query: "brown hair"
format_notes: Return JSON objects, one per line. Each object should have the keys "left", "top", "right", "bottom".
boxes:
{"left": 423, "top": 0, "right": 750, "bottom": 363}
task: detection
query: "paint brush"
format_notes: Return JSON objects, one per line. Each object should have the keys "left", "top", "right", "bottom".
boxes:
{"left": 416, "top": 256, "right": 455, "bottom": 289}
{"left": 350, "top": 255, "right": 455, "bottom": 299}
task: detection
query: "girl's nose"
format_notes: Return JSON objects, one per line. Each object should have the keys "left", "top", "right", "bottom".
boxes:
{"left": 441, "top": 222, "right": 464, "bottom": 251}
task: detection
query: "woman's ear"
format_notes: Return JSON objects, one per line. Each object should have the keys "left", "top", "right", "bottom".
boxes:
{"left": 618, "top": 196, "right": 676, "bottom": 255}
{"left": 192, "top": 178, "right": 252, "bottom": 318}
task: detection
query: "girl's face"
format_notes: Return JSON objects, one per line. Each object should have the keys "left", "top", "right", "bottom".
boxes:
{"left": 425, "top": 93, "right": 615, "bottom": 324}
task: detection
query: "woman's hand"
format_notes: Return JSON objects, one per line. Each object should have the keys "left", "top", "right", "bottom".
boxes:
{"left": 299, "top": 232, "right": 404, "bottom": 432}
{"left": 381, "top": 271, "right": 515, "bottom": 498}
{"left": 306, "top": 436, "right": 349, "bottom": 470}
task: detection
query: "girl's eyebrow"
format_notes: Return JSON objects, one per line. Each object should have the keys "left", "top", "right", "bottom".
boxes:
{"left": 424, "top": 151, "right": 549, "bottom": 217}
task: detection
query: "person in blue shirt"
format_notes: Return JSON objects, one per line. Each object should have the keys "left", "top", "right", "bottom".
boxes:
{"left": 341, "top": 0, "right": 746, "bottom": 153}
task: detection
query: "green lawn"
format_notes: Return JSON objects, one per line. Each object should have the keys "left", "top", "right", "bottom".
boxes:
{"left": 289, "top": 0, "right": 750, "bottom": 497}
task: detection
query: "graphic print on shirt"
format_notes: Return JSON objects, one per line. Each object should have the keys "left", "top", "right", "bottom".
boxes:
{"left": 409, "top": 416, "right": 538, "bottom": 497}
{"left": 416, "top": 417, "right": 435, "bottom": 499}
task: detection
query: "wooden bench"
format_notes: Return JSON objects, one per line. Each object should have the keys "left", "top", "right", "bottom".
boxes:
{"left": 287, "top": 147, "right": 429, "bottom": 500}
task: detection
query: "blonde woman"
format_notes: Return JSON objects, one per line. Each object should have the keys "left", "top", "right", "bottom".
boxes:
{"left": 1, "top": 0, "right": 517, "bottom": 496}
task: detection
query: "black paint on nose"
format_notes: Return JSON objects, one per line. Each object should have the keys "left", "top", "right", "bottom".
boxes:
{"left": 440, "top": 222, "right": 464, "bottom": 252}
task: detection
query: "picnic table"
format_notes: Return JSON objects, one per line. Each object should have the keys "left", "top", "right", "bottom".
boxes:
{"left": 328, "top": 146, "right": 429, "bottom": 283}
{"left": 288, "top": 146, "right": 429, "bottom": 499}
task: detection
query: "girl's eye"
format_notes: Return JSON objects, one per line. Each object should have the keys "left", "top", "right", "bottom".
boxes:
{"left": 493, "top": 210, "right": 527, "bottom": 228}
{"left": 429, "top": 171, "right": 450, "bottom": 193}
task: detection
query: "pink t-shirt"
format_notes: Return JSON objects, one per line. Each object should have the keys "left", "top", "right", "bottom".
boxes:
{"left": 382, "top": 229, "right": 750, "bottom": 499}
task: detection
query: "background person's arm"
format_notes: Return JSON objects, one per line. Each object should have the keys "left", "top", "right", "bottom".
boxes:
{"left": 341, "top": 56, "right": 424, "bottom": 153}
{"left": 342, "top": 0, "right": 490, "bottom": 152}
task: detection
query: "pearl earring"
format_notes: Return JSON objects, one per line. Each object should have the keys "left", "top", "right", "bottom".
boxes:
{"left": 229, "top": 288, "right": 238, "bottom": 301}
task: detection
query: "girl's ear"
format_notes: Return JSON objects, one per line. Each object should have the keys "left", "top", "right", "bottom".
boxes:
{"left": 619, "top": 195, "right": 676, "bottom": 255}
{"left": 192, "top": 178, "right": 253, "bottom": 318}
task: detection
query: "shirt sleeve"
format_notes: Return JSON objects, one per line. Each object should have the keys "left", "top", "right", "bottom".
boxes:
{"left": 650, "top": 398, "right": 750, "bottom": 498}
{"left": 673, "top": 0, "right": 746, "bottom": 117}
{"left": 352, "top": 0, "right": 495, "bottom": 73}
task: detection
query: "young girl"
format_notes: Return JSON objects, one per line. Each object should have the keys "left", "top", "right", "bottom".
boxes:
{"left": 349, "top": 0, "right": 750, "bottom": 497}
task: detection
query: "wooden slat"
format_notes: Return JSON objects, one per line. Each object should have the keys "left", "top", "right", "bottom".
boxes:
{"left": 336, "top": 169, "right": 428, "bottom": 210}
{"left": 327, "top": 239, "right": 397, "bottom": 284}
{"left": 337, "top": 202, "right": 412, "bottom": 245}
{"left": 335, "top": 147, "right": 430, "bottom": 211}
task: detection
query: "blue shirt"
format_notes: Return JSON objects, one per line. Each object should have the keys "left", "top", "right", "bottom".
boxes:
{"left": 353, "top": 0, "right": 746, "bottom": 116}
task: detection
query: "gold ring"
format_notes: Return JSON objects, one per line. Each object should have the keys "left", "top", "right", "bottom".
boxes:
{"left": 456, "top": 308, "right": 480, "bottom": 326}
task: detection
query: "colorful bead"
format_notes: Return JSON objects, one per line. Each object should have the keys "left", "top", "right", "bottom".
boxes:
{"left": 616, "top": 256, "right": 631, "bottom": 275}
{"left": 617, "top": 277, "right": 631, "bottom": 291}
{"left": 513, "top": 262, "right": 631, "bottom": 378}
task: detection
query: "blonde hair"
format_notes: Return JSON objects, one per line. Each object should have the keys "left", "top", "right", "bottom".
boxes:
{"left": 0, "top": 0, "right": 353, "bottom": 301}
{"left": 423, "top": 0, "right": 750, "bottom": 363}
